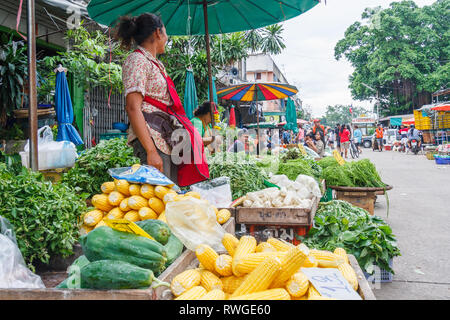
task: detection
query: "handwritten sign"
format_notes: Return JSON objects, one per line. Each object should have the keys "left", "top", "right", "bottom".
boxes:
{"left": 301, "top": 267, "right": 362, "bottom": 300}
{"left": 104, "top": 219, "right": 156, "bottom": 241}
{"left": 332, "top": 150, "right": 346, "bottom": 166}
{"left": 298, "top": 144, "right": 307, "bottom": 156}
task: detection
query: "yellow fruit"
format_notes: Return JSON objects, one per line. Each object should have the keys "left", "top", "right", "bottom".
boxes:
{"left": 114, "top": 179, "right": 130, "bottom": 196}
{"left": 91, "top": 194, "right": 113, "bottom": 212}
{"left": 100, "top": 181, "right": 115, "bottom": 194}
{"left": 108, "top": 191, "right": 125, "bottom": 206}
{"left": 171, "top": 269, "right": 202, "bottom": 296}
{"left": 216, "top": 209, "right": 231, "bottom": 224}
{"left": 119, "top": 198, "right": 131, "bottom": 212}
{"left": 94, "top": 220, "right": 107, "bottom": 229}
{"left": 124, "top": 210, "right": 139, "bottom": 222}
{"left": 163, "top": 192, "right": 178, "bottom": 204}
{"left": 80, "top": 224, "right": 93, "bottom": 236}
{"left": 138, "top": 207, "right": 158, "bottom": 220}
{"left": 140, "top": 184, "right": 155, "bottom": 199}
{"left": 148, "top": 197, "right": 165, "bottom": 214}
{"left": 106, "top": 207, "right": 124, "bottom": 220}
{"left": 131, "top": 164, "right": 141, "bottom": 173}
{"left": 158, "top": 211, "right": 167, "bottom": 223}
{"left": 83, "top": 209, "right": 104, "bottom": 227}
{"left": 154, "top": 185, "right": 171, "bottom": 200}
{"left": 128, "top": 195, "right": 148, "bottom": 210}
{"left": 184, "top": 191, "right": 201, "bottom": 199}
{"left": 129, "top": 184, "right": 142, "bottom": 196}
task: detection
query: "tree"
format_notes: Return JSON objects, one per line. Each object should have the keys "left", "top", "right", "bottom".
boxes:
{"left": 323, "top": 105, "right": 369, "bottom": 127}
{"left": 260, "top": 24, "right": 286, "bottom": 55}
{"left": 335, "top": 0, "right": 450, "bottom": 116}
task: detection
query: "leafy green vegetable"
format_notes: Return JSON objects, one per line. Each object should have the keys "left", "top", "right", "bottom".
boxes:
{"left": 277, "top": 157, "right": 322, "bottom": 181}
{"left": 62, "top": 139, "right": 139, "bottom": 197}
{"left": 317, "top": 156, "right": 338, "bottom": 169}
{"left": 300, "top": 200, "right": 401, "bottom": 274}
{"left": 321, "top": 159, "right": 385, "bottom": 187}
{"left": 0, "top": 163, "right": 87, "bottom": 270}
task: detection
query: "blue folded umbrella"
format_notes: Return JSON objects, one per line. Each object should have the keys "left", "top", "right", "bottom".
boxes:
{"left": 183, "top": 69, "right": 198, "bottom": 120}
{"left": 54, "top": 70, "right": 83, "bottom": 146}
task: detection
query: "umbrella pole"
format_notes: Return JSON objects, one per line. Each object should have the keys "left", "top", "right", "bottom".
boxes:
{"left": 257, "top": 103, "right": 260, "bottom": 156}
{"left": 203, "top": 0, "right": 216, "bottom": 137}
{"left": 27, "top": 0, "right": 38, "bottom": 171}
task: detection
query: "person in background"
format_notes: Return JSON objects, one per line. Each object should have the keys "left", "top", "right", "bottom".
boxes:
{"left": 314, "top": 131, "right": 325, "bottom": 158}
{"left": 282, "top": 129, "right": 291, "bottom": 144}
{"left": 190, "top": 102, "right": 214, "bottom": 146}
{"left": 305, "top": 134, "right": 318, "bottom": 154}
{"left": 407, "top": 124, "right": 422, "bottom": 150}
{"left": 228, "top": 128, "right": 248, "bottom": 153}
{"left": 296, "top": 123, "right": 305, "bottom": 143}
{"left": 327, "top": 129, "right": 335, "bottom": 149}
{"left": 335, "top": 123, "right": 341, "bottom": 153}
{"left": 399, "top": 124, "right": 409, "bottom": 152}
{"left": 340, "top": 124, "right": 351, "bottom": 158}
{"left": 312, "top": 119, "right": 327, "bottom": 144}
{"left": 375, "top": 123, "right": 384, "bottom": 152}
{"left": 353, "top": 125, "right": 363, "bottom": 154}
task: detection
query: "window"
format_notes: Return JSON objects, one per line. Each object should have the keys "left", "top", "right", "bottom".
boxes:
{"left": 256, "top": 73, "right": 261, "bottom": 80}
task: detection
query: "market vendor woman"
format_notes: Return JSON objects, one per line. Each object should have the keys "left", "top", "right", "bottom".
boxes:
{"left": 190, "top": 102, "right": 214, "bottom": 147}
{"left": 117, "top": 13, "right": 209, "bottom": 186}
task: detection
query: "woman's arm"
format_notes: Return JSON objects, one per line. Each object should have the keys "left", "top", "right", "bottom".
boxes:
{"left": 125, "top": 92, "right": 163, "bottom": 172}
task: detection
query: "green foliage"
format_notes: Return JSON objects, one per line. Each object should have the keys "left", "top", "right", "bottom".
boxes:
{"left": 61, "top": 139, "right": 139, "bottom": 198}
{"left": 0, "top": 123, "right": 25, "bottom": 140}
{"left": 335, "top": 0, "right": 450, "bottom": 116}
{"left": 321, "top": 159, "right": 385, "bottom": 187}
{"left": 260, "top": 24, "right": 286, "bottom": 55}
{"left": 301, "top": 200, "right": 401, "bottom": 274}
{"left": 0, "top": 163, "right": 87, "bottom": 269}
{"left": 323, "top": 104, "right": 369, "bottom": 127}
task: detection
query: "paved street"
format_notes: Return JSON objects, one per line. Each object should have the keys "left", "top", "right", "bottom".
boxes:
{"left": 354, "top": 148, "right": 450, "bottom": 299}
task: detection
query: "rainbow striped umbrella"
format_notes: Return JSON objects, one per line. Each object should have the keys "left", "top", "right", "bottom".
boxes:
{"left": 217, "top": 82, "right": 298, "bottom": 102}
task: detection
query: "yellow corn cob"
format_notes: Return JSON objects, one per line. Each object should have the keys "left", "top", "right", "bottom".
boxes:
{"left": 232, "top": 236, "right": 257, "bottom": 276}
{"left": 157, "top": 211, "right": 167, "bottom": 223}
{"left": 216, "top": 209, "right": 231, "bottom": 224}
{"left": 123, "top": 210, "right": 139, "bottom": 222}
{"left": 270, "top": 245, "right": 309, "bottom": 289}
{"left": 221, "top": 275, "right": 248, "bottom": 294}
{"left": 106, "top": 207, "right": 124, "bottom": 220}
{"left": 307, "top": 285, "right": 321, "bottom": 299}
{"left": 222, "top": 233, "right": 239, "bottom": 257}
{"left": 171, "top": 269, "right": 202, "bottom": 296}
{"left": 184, "top": 191, "right": 201, "bottom": 199}
{"left": 94, "top": 220, "right": 107, "bottom": 229}
{"left": 128, "top": 195, "right": 148, "bottom": 210}
{"left": 198, "top": 289, "right": 226, "bottom": 300}
{"left": 174, "top": 286, "right": 207, "bottom": 300}
{"left": 214, "top": 254, "right": 233, "bottom": 277}
{"left": 233, "top": 252, "right": 287, "bottom": 276}
{"left": 231, "top": 256, "right": 283, "bottom": 298}
{"left": 83, "top": 209, "right": 104, "bottom": 227}
{"left": 286, "top": 272, "right": 309, "bottom": 297}
{"left": 163, "top": 192, "right": 178, "bottom": 204}
{"left": 229, "top": 288, "right": 291, "bottom": 300}
{"left": 119, "top": 198, "right": 131, "bottom": 212}
{"left": 140, "top": 184, "right": 155, "bottom": 199}
{"left": 108, "top": 191, "right": 125, "bottom": 206}
{"left": 224, "top": 293, "right": 231, "bottom": 300}
{"left": 80, "top": 224, "right": 93, "bottom": 235}
{"left": 255, "top": 242, "right": 276, "bottom": 253}
{"left": 91, "top": 194, "right": 113, "bottom": 212}
{"left": 301, "top": 255, "right": 319, "bottom": 268}
{"left": 309, "top": 249, "right": 345, "bottom": 268}
{"left": 291, "top": 294, "right": 308, "bottom": 300}
{"left": 138, "top": 207, "right": 158, "bottom": 220}
{"left": 128, "top": 184, "right": 141, "bottom": 196}
{"left": 154, "top": 185, "right": 171, "bottom": 200}
{"left": 100, "top": 181, "right": 116, "bottom": 194}
{"left": 267, "top": 237, "right": 294, "bottom": 252}
{"left": 199, "top": 270, "right": 223, "bottom": 291}
{"left": 195, "top": 244, "right": 219, "bottom": 273}
{"left": 148, "top": 197, "right": 165, "bottom": 214}
{"left": 114, "top": 179, "right": 130, "bottom": 196}
{"left": 334, "top": 247, "right": 349, "bottom": 264}
{"left": 337, "top": 262, "right": 359, "bottom": 291}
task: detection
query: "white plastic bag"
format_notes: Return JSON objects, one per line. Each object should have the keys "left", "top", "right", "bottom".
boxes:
{"left": 20, "top": 125, "right": 78, "bottom": 170}
{"left": 165, "top": 198, "right": 227, "bottom": 252}
{"left": 0, "top": 217, "right": 45, "bottom": 289}
{"left": 190, "top": 177, "right": 232, "bottom": 208}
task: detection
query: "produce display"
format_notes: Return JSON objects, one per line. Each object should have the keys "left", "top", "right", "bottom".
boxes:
{"left": 169, "top": 233, "right": 361, "bottom": 300}
{"left": 300, "top": 200, "right": 401, "bottom": 274}
{"left": 277, "top": 149, "right": 322, "bottom": 181}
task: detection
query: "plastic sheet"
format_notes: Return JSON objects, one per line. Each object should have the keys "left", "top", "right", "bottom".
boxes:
{"left": 165, "top": 198, "right": 227, "bottom": 252}
{"left": 108, "top": 165, "right": 179, "bottom": 191}
{"left": 0, "top": 217, "right": 45, "bottom": 289}
{"left": 190, "top": 177, "right": 232, "bottom": 208}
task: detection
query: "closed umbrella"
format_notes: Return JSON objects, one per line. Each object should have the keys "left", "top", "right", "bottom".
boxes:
{"left": 229, "top": 105, "right": 236, "bottom": 128}
{"left": 54, "top": 65, "right": 83, "bottom": 146}
{"left": 284, "top": 97, "right": 298, "bottom": 134}
{"left": 208, "top": 76, "right": 220, "bottom": 129}
{"left": 183, "top": 68, "right": 198, "bottom": 120}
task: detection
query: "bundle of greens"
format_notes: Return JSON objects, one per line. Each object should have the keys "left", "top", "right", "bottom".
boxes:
{"left": 62, "top": 139, "right": 140, "bottom": 197}
{"left": 321, "top": 159, "right": 385, "bottom": 187}
{"left": 300, "top": 200, "right": 400, "bottom": 274}
{"left": 317, "top": 156, "right": 339, "bottom": 169}
{"left": 277, "top": 157, "right": 322, "bottom": 181}
{"left": 0, "top": 164, "right": 87, "bottom": 269}
{"left": 208, "top": 152, "right": 268, "bottom": 199}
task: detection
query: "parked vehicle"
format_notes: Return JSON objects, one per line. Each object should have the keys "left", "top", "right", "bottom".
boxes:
{"left": 410, "top": 138, "right": 420, "bottom": 155}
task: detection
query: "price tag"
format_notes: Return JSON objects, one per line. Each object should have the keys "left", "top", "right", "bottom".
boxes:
{"left": 332, "top": 150, "right": 346, "bottom": 166}
{"left": 104, "top": 219, "right": 156, "bottom": 241}
{"left": 298, "top": 144, "right": 307, "bottom": 156}
{"left": 301, "top": 267, "right": 362, "bottom": 300}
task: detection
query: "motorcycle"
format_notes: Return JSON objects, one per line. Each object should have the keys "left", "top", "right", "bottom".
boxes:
{"left": 410, "top": 139, "right": 420, "bottom": 155}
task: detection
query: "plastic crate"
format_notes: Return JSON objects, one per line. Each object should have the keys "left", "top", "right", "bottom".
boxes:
{"left": 363, "top": 259, "right": 393, "bottom": 283}
{"left": 434, "top": 155, "right": 450, "bottom": 165}
{"left": 99, "top": 132, "right": 128, "bottom": 141}
{"left": 235, "top": 224, "right": 312, "bottom": 246}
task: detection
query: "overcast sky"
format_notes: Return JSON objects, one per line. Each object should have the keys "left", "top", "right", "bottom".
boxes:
{"left": 272, "top": 0, "right": 437, "bottom": 117}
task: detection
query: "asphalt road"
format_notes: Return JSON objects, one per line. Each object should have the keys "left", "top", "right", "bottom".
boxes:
{"left": 355, "top": 148, "right": 450, "bottom": 300}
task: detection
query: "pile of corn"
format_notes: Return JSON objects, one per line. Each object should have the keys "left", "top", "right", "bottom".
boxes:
{"left": 80, "top": 165, "right": 231, "bottom": 234}
{"left": 170, "top": 234, "right": 359, "bottom": 300}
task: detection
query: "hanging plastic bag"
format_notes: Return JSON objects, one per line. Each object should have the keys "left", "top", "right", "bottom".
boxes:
{"left": 0, "top": 216, "right": 45, "bottom": 289}
{"left": 108, "top": 165, "right": 179, "bottom": 191}
{"left": 20, "top": 125, "right": 78, "bottom": 170}
{"left": 165, "top": 198, "right": 227, "bottom": 252}
{"left": 190, "top": 177, "right": 232, "bottom": 208}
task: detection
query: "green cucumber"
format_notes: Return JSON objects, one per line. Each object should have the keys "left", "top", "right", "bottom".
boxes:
{"left": 80, "top": 260, "right": 169, "bottom": 290}
{"left": 135, "top": 220, "right": 171, "bottom": 245}
{"left": 80, "top": 226, "right": 167, "bottom": 274}
{"left": 163, "top": 233, "right": 184, "bottom": 267}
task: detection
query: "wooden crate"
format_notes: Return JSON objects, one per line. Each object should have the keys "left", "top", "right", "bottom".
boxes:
{"left": 0, "top": 218, "right": 235, "bottom": 300}
{"left": 335, "top": 190, "right": 376, "bottom": 215}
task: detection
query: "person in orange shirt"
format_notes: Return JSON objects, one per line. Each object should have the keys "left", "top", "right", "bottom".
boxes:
{"left": 375, "top": 123, "right": 384, "bottom": 152}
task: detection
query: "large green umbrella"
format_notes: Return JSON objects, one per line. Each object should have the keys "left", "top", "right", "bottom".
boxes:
{"left": 87, "top": 0, "right": 319, "bottom": 129}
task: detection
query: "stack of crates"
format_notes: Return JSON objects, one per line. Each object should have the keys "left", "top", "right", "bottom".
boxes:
{"left": 414, "top": 110, "right": 432, "bottom": 130}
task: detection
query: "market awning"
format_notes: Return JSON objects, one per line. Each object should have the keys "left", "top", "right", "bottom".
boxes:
{"left": 431, "top": 104, "right": 450, "bottom": 112}
{"left": 390, "top": 117, "right": 403, "bottom": 126}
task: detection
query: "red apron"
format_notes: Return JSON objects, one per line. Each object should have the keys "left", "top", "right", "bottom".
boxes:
{"left": 134, "top": 49, "right": 209, "bottom": 186}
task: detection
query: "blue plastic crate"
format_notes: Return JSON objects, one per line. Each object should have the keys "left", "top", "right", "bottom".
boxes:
{"left": 434, "top": 155, "right": 450, "bottom": 165}
{"left": 363, "top": 259, "right": 393, "bottom": 283}
{"left": 99, "top": 132, "right": 128, "bottom": 141}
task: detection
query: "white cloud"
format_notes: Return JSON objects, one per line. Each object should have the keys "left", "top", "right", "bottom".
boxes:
{"left": 272, "top": 0, "right": 437, "bottom": 117}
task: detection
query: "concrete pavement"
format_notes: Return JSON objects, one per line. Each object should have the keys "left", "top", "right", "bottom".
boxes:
{"left": 354, "top": 148, "right": 450, "bottom": 299}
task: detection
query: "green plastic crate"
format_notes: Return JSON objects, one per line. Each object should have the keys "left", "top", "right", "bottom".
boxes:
{"left": 99, "top": 132, "right": 128, "bottom": 141}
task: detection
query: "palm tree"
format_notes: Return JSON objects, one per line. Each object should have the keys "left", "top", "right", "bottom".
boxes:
{"left": 244, "top": 29, "right": 263, "bottom": 53}
{"left": 260, "top": 24, "right": 286, "bottom": 55}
